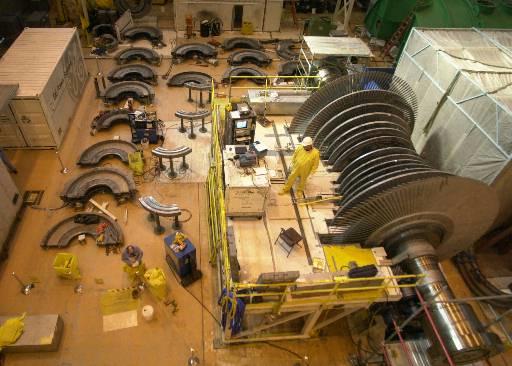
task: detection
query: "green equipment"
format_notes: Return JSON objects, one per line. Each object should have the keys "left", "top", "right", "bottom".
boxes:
{"left": 365, "top": 0, "right": 512, "bottom": 53}
{"left": 304, "top": 16, "right": 336, "bottom": 36}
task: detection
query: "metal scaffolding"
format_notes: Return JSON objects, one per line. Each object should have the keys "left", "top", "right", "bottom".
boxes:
{"left": 382, "top": 288, "right": 512, "bottom": 365}
{"left": 206, "top": 85, "right": 423, "bottom": 343}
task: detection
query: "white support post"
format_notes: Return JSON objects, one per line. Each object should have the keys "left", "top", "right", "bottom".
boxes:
{"left": 301, "top": 306, "right": 325, "bottom": 336}
{"left": 311, "top": 306, "right": 361, "bottom": 332}
{"left": 234, "top": 310, "right": 314, "bottom": 339}
{"left": 333, "top": 0, "right": 356, "bottom": 33}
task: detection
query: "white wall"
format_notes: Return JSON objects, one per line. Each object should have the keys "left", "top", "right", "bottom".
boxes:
{"left": 174, "top": 0, "right": 283, "bottom": 32}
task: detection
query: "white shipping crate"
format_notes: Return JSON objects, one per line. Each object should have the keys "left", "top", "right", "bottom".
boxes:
{"left": 0, "top": 106, "right": 25, "bottom": 147}
{"left": 0, "top": 160, "right": 22, "bottom": 257}
{"left": 0, "top": 28, "right": 88, "bottom": 148}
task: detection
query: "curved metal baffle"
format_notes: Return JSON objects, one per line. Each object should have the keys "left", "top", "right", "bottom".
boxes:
{"left": 289, "top": 71, "right": 418, "bottom": 135}
{"left": 167, "top": 71, "right": 214, "bottom": 87}
{"left": 278, "top": 61, "right": 299, "bottom": 76}
{"left": 77, "top": 140, "right": 138, "bottom": 166}
{"left": 322, "top": 113, "right": 412, "bottom": 163}
{"left": 139, "top": 196, "right": 182, "bottom": 234}
{"left": 41, "top": 212, "right": 123, "bottom": 249}
{"left": 175, "top": 110, "right": 210, "bottom": 138}
{"left": 222, "top": 37, "right": 263, "bottom": 50}
{"left": 152, "top": 145, "right": 193, "bottom": 174}
{"left": 90, "top": 109, "right": 130, "bottom": 135}
{"left": 122, "top": 26, "right": 164, "bottom": 46}
{"left": 227, "top": 49, "right": 272, "bottom": 67}
{"left": 60, "top": 167, "right": 137, "bottom": 207}
{"left": 222, "top": 67, "right": 267, "bottom": 85}
{"left": 115, "top": 47, "right": 162, "bottom": 65}
{"left": 184, "top": 82, "right": 212, "bottom": 108}
{"left": 107, "top": 64, "right": 157, "bottom": 85}
{"left": 308, "top": 90, "right": 417, "bottom": 145}
{"left": 92, "top": 24, "right": 115, "bottom": 37}
{"left": 93, "top": 34, "right": 118, "bottom": 51}
{"left": 276, "top": 39, "right": 299, "bottom": 60}
{"left": 331, "top": 173, "right": 497, "bottom": 258}
{"left": 114, "top": 0, "right": 151, "bottom": 18}
{"left": 103, "top": 81, "right": 155, "bottom": 104}
{"left": 314, "top": 102, "right": 412, "bottom": 152}
{"left": 171, "top": 43, "right": 218, "bottom": 59}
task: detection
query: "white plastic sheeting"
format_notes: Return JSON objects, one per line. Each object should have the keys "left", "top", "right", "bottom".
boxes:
{"left": 396, "top": 28, "right": 512, "bottom": 227}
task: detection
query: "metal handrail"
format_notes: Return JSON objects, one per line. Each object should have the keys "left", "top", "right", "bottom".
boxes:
{"left": 225, "top": 74, "right": 323, "bottom": 103}
{"left": 206, "top": 87, "right": 423, "bottom": 309}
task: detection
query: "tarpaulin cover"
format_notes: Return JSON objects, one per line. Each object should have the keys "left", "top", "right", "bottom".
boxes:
{"left": 396, "top": 28, "right": 512, "bottom": 226}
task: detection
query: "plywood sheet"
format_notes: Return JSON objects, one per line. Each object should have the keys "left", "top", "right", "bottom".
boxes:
{"left": 231, "top": 118, "right": 342, "bottom": 280}
{"left": 103, "top": 310, "right": 138, "bottom": 332}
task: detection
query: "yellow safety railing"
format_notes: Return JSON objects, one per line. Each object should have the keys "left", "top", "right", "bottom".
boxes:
{"left": 226, "top": 75, "right": 323, "bottom": 105}
{"left": 206, "top": 78, "right": 424, "bottom": 310}
{"left": 207, "top": 83, "right": 233, "bottom": 290}
{"left": 230, "top": 274, "right": 423, "bottom": 306}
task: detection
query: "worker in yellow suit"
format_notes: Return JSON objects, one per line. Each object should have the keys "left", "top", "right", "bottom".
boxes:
{"left": 279, "top": 136, "right": 320, "bottom": 196}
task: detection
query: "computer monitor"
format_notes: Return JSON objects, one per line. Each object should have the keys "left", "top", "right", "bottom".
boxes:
{"left": 235, "top": 120, "right": 248, "bottom": 129}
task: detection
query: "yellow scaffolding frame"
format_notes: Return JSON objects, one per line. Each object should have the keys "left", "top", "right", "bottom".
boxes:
{"left": 206, "top": 77, "right": 424, "bottom": 342}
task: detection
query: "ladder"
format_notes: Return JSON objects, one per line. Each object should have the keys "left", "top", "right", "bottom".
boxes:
{"left": 382, "top": 13, "right": 414, "bottom": 57}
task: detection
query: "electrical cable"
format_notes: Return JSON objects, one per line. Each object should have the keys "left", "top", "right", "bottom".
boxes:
{"left": 160, "top": 208, "right": 193, "bottom": 224}
{"left": 346, "top": 307, "right": 383, "bottom": 363}
{"left": 29, "top": 202, "right": 69, "bottom": 211}
{"left": 365, "top": 311, "right": 384, "bottom": 357}
{"left": 453, "top": 251, "right": 512, "bottom": 308}
{"left": 195, "top": 183, "right": 206, "bottom": 365}
{"left": 179, "top": 208, "right": 193, "bottom": 223}
{"left": 168, "top": 252, "right": 305, "bottom": 362}
{"left": 261, "top": 341, "right": 304, "bottom": 360}
{"left": 167, "top": 266, "right": 222, "bottom": 326}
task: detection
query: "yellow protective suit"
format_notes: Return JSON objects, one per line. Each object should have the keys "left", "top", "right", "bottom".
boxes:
{"left": 0, "top": 313, "right": 25, "bottom": 350}
{"left": 282, "top": 145, "right": 320, "bottom": 193}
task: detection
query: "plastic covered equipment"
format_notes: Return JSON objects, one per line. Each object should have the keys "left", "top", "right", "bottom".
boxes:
{"left": 53, "top": 253, "right": 81, "bottom": 280}
{"left": 123, "top": 262, "right": 146, "bottom": 280}
{"left": 144, "top": 268, "right": 168, "bottom": 300}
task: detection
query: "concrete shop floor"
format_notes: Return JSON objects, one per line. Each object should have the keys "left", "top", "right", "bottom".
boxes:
{"left": 0, "top": 41, "right": 357, "bottom": 366}
{"left": 1, "top": 31, "right": 511, "bottom": 366}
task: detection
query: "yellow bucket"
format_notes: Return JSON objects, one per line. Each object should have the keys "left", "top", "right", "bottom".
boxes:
{"left": 53, "top": 253, "right": 81, "bottom": 280}
{"left": 241, "top": 21, "right": 254, "bottom": 35}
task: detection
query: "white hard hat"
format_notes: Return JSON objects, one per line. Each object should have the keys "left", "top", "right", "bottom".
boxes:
{"left": 302, "top": 136, "right": 313, "bottom": 146}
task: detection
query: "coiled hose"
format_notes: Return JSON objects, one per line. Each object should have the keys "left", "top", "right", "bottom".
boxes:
{"left": 453, "top": 251, "right": 512, "bottom": 309}
{"left": 114, "top": 0, "right": 152, "bottom": 18}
